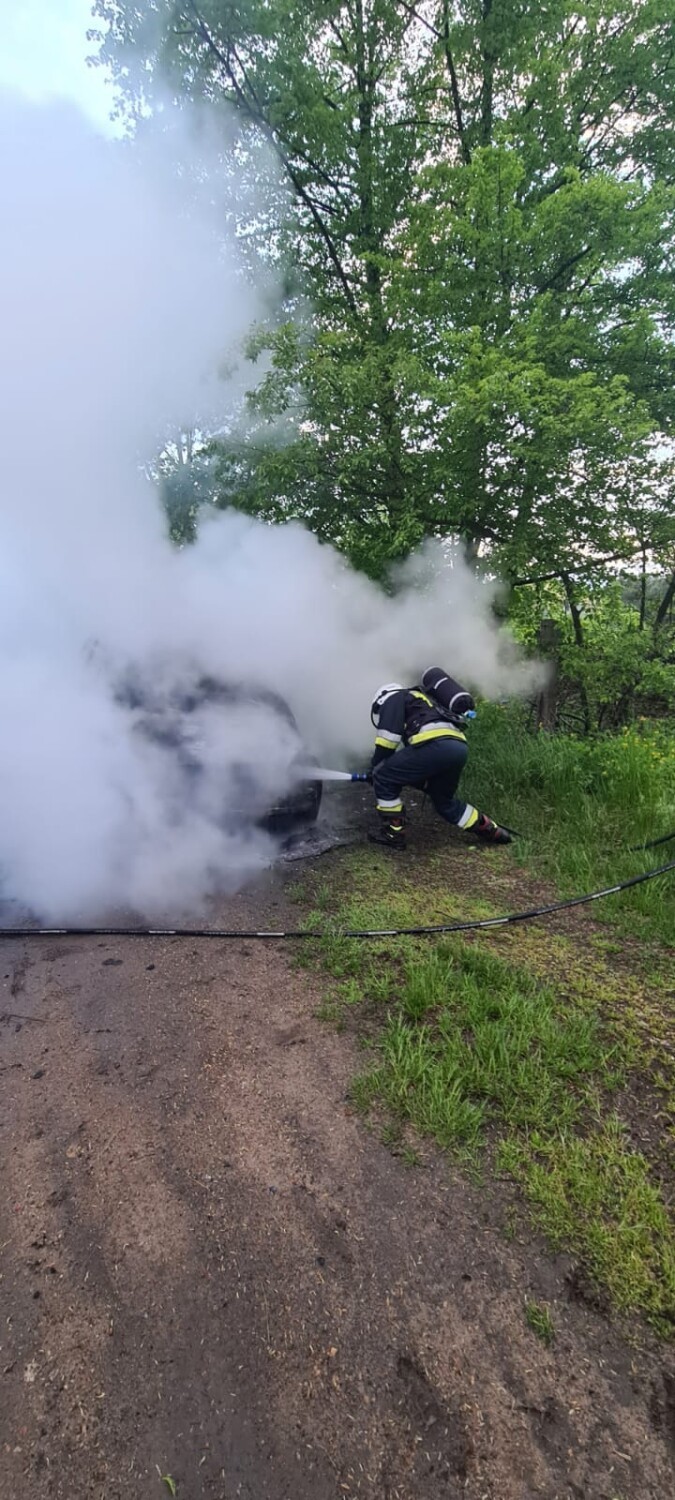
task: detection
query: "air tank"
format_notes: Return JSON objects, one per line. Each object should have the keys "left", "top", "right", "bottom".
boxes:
{"left": 421, "top": 666, "right": 475, "bottom": 718}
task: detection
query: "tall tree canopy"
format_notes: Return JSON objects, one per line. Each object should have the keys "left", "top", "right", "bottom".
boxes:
{"left": 92, "top": 1, "right": 675, "bottom": 594}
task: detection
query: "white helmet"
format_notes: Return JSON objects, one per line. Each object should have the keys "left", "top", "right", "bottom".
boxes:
{"left": 371, "top": 683, "right": 403, "bottom": 727}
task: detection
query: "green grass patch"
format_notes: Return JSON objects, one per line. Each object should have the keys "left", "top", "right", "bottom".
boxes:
{"left": 352, "top": 940, "right": 616, "bottom": 1148}
{"left": 499, "top": 1122, "right": 675, "bottom": 1333}
{"left": 525, "top": 1301, "right": 556, "bottom": 1346}
{"left": 462, "top": 705, "right": 675, "bottom": 945}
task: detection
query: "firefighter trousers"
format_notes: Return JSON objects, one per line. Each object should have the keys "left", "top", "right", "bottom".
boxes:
{"left": 373, "top": 738, "right": 472, "bottom": 826}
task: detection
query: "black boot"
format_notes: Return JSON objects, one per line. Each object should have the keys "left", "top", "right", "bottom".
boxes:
{"left": 473, "top": 813, "right": 512, "bottom": 846}
{"left": 369, "top": 814, "right": 406, "bottom": 850}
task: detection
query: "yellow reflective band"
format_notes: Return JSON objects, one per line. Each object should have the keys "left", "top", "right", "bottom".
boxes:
{"left": 409, "top": 726, "right": 466, "bottom": 745}
{"left": 410, "top": 691, "right": 433, "bottom": 705}
{"left": 377, "top": 800, "right": 404, "bottom": 812}
{"left": 375, "top": 734, "right": 401, "bottom": 749}
{"left": 461, "top": 806, "right": 479, "bottom": 829}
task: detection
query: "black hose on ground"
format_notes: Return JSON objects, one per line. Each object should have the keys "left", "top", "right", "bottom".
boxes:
{"left": 0, "top": 858, "right": 673, "bottom": 943}
{"left": 629, "top": 829, "right": 675, "bottom": 852}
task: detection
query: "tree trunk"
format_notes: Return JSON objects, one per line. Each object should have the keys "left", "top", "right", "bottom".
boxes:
{"left": 354, "top": 0, "right": 406, "bottom": 524}
{"left": 655, "top": 570, "right": 675, "bottom": 630}
{"left": 639, "top": 544, "right": 647, "bottom": 629}
{"left": 535, "top": 619, "right": 562, "bottom": 731}
{"left": 441, "top": 0, "right": 471, "bottom": 163}
{"left": 479, "top": 0, "right": 495, "bottom": 147}
{"left": 562, "top": 572, "right": 592, "bottom": 734}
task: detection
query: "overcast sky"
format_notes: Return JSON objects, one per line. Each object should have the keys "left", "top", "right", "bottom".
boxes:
{"left": 0, "top": 1, "right": 116, "bottom": 132}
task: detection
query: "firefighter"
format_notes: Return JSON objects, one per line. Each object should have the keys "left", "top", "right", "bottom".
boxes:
{"left": 369, "top": 667, "right": 511, "bottom": 850}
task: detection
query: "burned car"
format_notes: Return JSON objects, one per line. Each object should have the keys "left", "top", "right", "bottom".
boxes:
{"left": 116, "top": 670, "right": 323, "bottom": 839}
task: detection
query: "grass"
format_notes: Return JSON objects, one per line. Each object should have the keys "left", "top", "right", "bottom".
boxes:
{"left": 298, "top": 711, "right": 675, "bottom": 1332}
{"left": 351, "top": 940, "right": 616, "bottom": 1147}
{"left": 499, "top": 1123, "right": 675, "bottom": 1333}
{"left": 461, "top": 704, "right": 675, "bottom": 945}
{"left": 525, "top": 1301, "right": 556, "bottom": 1347}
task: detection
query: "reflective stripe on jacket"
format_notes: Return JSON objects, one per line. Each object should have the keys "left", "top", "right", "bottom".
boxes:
{"left": 373, "top": 687, "right": 466, "bottom": 765}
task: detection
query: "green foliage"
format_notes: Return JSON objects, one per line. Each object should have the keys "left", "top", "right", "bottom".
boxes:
{"left": 92, "top": 0, "right": 675, "bottom": 582}
{"left": 394, "top": 147, "right": 675, "bottom": 571}
{"left": 161, "top": 454, "right": 216, "bottom": 545}
{"left": 510, "top": 575, "right": 675, "bottom": 729}
{"left": 562, "top": 619, "right": 675, "bottom": 731}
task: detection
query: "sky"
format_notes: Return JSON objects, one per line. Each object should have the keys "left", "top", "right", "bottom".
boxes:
{"left": 0, "top": 1, "right": 116, "bottom": 133}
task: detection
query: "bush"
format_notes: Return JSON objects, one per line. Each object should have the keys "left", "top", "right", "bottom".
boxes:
{"left": 509, "top": 577, "right": 675, "bottom": 731}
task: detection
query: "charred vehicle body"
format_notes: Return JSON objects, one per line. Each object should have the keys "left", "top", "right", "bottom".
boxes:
{"left": 116, "top": 671, "right": 323, "bottom": 839}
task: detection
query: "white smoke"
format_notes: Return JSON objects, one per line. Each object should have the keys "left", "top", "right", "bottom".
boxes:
{"left": 0, "top": 96, "right": 538, "bottom": 921}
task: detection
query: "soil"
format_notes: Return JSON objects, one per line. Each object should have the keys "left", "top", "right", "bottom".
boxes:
{"left": 1, "top": 803, "right": 674, "bottom": 1500}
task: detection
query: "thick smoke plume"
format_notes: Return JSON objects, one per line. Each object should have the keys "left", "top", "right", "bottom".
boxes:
{"left": 0, "top": 97, "right": 538, "bottom": 920}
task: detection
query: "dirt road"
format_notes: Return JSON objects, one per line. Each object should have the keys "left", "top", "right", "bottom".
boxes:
{"left": 1, "top": 861, "right": 674, "bottom": 1500}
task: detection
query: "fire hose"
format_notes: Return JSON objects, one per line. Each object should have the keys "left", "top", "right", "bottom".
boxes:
{"left": 0, "top": 863, "right": 672, "bottom": 943}
{"left": 0, "top": 766, "right": 672, "bottom": 942}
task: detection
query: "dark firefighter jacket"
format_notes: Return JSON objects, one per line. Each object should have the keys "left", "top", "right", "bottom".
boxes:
{"left": 371, "top": 688, "right": 467, "bottom": 770}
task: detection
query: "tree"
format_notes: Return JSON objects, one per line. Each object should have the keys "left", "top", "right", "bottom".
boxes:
{"left": 153, "top": 429, "right": 217, "bottom": 544}
{"left": 92, "top": 0, "right": 440, "bottom": 570}
{"left": 92, "top": 1, "right": 675, "bottom": 581}
{"left": 393, "top": 145, "right": 675, "bottom": 575}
